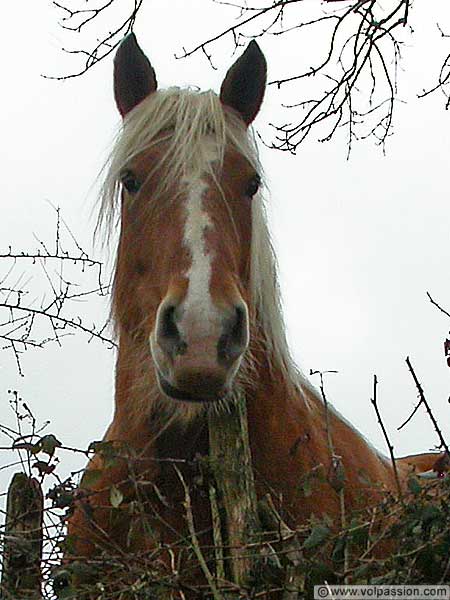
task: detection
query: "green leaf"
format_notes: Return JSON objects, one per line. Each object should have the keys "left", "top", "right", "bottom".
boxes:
{"left": 109, "top": 484, "right": 124, "bottom": 508}
{"left": 59, "top": 534, "right": 76, "bottom": 555}
{"left": 66, "top": 560, "right": 99, "bottom": 581}
{"left": 88, "top": 440, "right": 114, "bottom": 455}
{"left": 39, "top": 434, "right": 62, "bottom": 457}
{"left": 31, "top": 443, "right": 42, "bottom": 455}
{"left": 103, "top": 455, "right": 118, "bottom": 469}
{"left": 349, "top": 519, "right": 369, "bottom": 548}
{"left": 81, "top": 469, "right": 102, "bottom": 489}
{"left": 419, "top": 505, "right": 441, "bottom": 524}
{"left": 353, "top": 562, "right": 370, "bottom": 582}
{"left": 303, "top": 524, "right": 330, "bottom": 550}
{"left": 332, "top": 534, "right": 346, "bottom": 562}
{"left": 303, "top": 477, "right": 312, "bottom": 497}
{"left": 371, "top": 570, "right": 396, "bottom": 584}
{"left": 407, "top": 476, "right": 421, "bottom": 495}
{"left": 322, "top": 513, "right": 334, "bottom": 528}
{"left": 88, "top": 440, "right": 118, "bottom": 468}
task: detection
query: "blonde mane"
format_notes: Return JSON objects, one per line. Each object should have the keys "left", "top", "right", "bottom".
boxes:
{"left": 98, "top": 87, "right": 304, "bottom": 399}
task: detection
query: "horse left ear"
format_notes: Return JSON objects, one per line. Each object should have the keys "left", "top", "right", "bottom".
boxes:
{"left": 220, "top": 41, "right": 267, "bottom": 126}
{"left": 114, "top": 33, "right": 158, "bottom": 117}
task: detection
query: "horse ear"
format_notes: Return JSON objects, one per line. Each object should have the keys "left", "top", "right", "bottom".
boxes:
{"left": 114, "top": 33, "right": 157, "bottom": 117}
{"left": 220, "top": 41, "right": 267, "bottom": 126}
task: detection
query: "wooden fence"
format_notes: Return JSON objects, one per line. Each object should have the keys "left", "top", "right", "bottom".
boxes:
{"left": 1, "top": 472, "right": 43, "bottom": 599}
{"left": 0, "top": 393, "right": 265, "bottom": 599}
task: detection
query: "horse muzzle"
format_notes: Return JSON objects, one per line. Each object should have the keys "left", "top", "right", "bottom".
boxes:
{"left": 156, "top": 370, "right": 229, "bottom": 403}
{"left": 150, "top": 297, "right": 249, "bottom": 403}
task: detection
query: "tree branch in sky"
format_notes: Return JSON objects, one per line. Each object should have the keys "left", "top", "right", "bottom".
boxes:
{"left": 0, "top": 208, "right": 114, "bottom": 376}
{"left": 49, "top": 0, "right": 450, "bottom": 152}
{"left": 47, "top": 0, "right": 144, "bottom": 80}
{"left": 177, "top": 0, "right": 410, "bottom": 153}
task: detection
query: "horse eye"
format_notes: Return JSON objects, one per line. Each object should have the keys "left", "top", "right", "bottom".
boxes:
{"left": 120, "top": 170, "right": 141, "bottom": 194}
{"left": 246, "top": 174, "right": 261, "bottom": 198}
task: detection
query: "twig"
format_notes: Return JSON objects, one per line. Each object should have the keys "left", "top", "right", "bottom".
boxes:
{"left": 405, "top": 357, "right": 450, "bottom": 457}
{"left": 310, "top": 368, "right": 348, "bottom": 576}
{"left": 426, "top": 291, "right": 450, "bottom": 319}
{"left": 369, "top": 375, "right": 404, "bottom": 503}
{"left": 0, "top": 208, "right": 114, "bottom": 374}
{"left": 47, "top": 0, "right": 144, "bottom": 79}
{"left": 177, "top": 0, "right": 410, "bottom": 152}
{"left": 397, "top": 393, "right": 423, "bottom": 431}
{"left": 174, "top": 465, "right": 223, "bottom": 600}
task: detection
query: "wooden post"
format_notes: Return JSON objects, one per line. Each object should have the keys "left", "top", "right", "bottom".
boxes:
{"left": 208, "top": 393, "right": 260, "bottom": 591}
{"left": 1, "top": 472, "right": 43, "bottom": 599}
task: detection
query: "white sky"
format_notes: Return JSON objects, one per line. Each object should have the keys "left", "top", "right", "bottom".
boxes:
{"left": 1, "top": 1, "right": 450, "bottom": 489}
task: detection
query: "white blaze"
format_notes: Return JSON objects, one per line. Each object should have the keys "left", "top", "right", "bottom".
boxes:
{"left": 181, "top": 137, "right": 222, "bottom": 337}
{"left": 182, "top": 177, "right": 218, "bottom": 337}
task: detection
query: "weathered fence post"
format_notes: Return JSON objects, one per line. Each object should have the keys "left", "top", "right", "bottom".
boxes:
{"left": 1, "top": 472, "right": 43, "bottom": 599}
{"left": 208, "top": 393, "right": 260, "bottom": 592}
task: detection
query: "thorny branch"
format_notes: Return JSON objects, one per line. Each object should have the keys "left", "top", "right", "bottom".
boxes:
{"left": 424, "top": 291, "right": 450, "bottom": 370}
{"left": 309, "top": 368, "right": 345, "bottom": 502}
{"left": 404, "top": 356, "right": 450, "bottom": 458}
{"left": 417, "top": 23, "right": 450, "bottom": 109}
{"left": 47, "top": 0, "right": 144, "bottom": 79}
{"left": 369, "top": 374, "right": 403, "bottom": 502}
{"left": 49, "top": 1, "right": 450, "bottom": 152}
{"left": 0, "top": 208, "right": 114, "bottom": 375}
{"left": 178, "top": 0, "right": 411, "bottom": 153}
{"left": 2, "top": 376, "right": 450, "bottom": 596}
{"left": 426, "top": 291, "right": 450, "bottom": 320}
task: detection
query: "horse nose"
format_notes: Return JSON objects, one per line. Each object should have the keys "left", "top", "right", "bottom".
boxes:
{"left": 156, "top": 303, "right": 187, "bottom": 357}
{"left": 153, "top": 297, "right": 249, "bottom": 401}
{"left": 217, "top": 304, "right": 249, "bottom": 366}
{"left": 156, "top": 299, "right": 249, "bottom": 366}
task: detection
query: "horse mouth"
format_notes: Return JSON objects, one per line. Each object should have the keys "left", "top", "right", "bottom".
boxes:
{"left": 157, "top": 372, "right": 227, "bottom": 404}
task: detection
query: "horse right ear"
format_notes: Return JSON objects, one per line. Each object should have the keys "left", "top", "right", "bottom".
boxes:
{"left": 114, "top": 33, "right": 157, "bottom": 117}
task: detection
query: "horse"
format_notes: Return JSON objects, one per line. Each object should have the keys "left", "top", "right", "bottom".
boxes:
{"left": 66, "top": 33, "right": 446, "bottom": 595}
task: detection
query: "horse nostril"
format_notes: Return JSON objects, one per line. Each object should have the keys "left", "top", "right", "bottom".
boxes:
{"left": 230, "top": 306, "right": 247, "bottom": 347}
{"left": 157, "top": 305, "right": 187, "bottom": 357}
{"left": 160, "top": 305, "right": 177, "bottom": 339}
{"left": 218, "top": 305, "right": 249, "bottom": 366}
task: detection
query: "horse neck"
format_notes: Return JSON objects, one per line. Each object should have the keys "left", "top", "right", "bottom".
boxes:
{"left": 242, "top": 319, "right": 311, "bottom": 434}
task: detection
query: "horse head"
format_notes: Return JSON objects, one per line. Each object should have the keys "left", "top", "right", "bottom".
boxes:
{"left": 108, "top": 35, "right": 267, "bottom": 405}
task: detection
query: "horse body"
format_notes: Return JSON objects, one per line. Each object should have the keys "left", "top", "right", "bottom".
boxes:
{"left": 70, "top": 341, "right": 398, "bottom": 556}
{"left": 67, "top": 34, "right": 445, "bottom": 592}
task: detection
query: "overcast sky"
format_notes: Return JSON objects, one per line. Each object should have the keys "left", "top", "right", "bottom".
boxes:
{"left": 1, "top": 1, "right": 450, "bottom": 489}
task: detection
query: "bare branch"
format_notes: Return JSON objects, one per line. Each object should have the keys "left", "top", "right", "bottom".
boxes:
{"left": 48, "top": 0, "right": 450, "bottom": 152}
{"left": 369, "top": 375, "right": 403, "bottom": 502}
{"left": 405, "top": 357, "right": 450, "bottom": 458}
{"left": 176, "top": 0, "right": 411, "bottom": 152}
{"left": 417, "top": 22, "right": 450, "bottom": 108}
{"left": 0, "top": 208, "right": 114, "bottom": 375}
{"left": 46, "top": 0, "right": 144, "bottom": 79}
{"left": 427, "top": 291, "right": 450, "bottom": 319}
